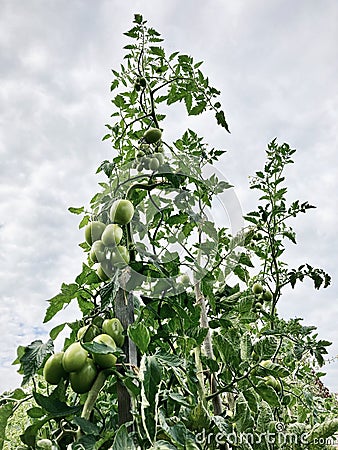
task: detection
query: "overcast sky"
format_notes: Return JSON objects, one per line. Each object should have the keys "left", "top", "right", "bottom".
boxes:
{"left": 0, "top": 0, "right": 337, "bottom": 393}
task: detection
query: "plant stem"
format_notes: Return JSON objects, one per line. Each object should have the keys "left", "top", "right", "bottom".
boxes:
{"left": 76, "top": 371, "right": 108, "bottom": 441}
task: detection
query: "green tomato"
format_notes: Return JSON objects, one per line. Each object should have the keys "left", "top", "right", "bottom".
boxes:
{"left": 144, "top": 127, "right": 162, "bottom": 144}
{"left": 77, "top": 324, "right": 100, "bottom": 342}
{"left": 265, "top": 375, "right": 282, "bottom": 392}
{"left": 36, "top": 439, "right": 53, "bottom": 450}
{"left": 262, "top": 290, "right": 273, "bottom": 302}
{"left": 101, "top": 224, "right": 123, "bottom": 247}
{"left": 260, "top": 359, "right": 273, "bottom": 368}
{"left": 85, "top": 221, "right": 106, "bottom": 246}
{"left": 149, "top": 157, "right": 160, "bottom": 171}
{"left": 253, "top": 301, "right": 263, "bottom": 312}
{"left": 153, "top": 152, "right": 165, "bottom": 165}
{"left": 102, "top": 318, "right": 125, "bottom": 347}
{"left": 252, "top": 283, "right": 264, "bottom": 295}
{"left": 92, "top": 333, "right": 117, "bottom": 369}
{"left": 97, "top": 262, "right": 113, "bottom": 281}
{"left": 142, "top": 156, "right": 151, "bottom": 170}
{"left": 109, "top": 199, "right": 134, "bottom": 225}
{"left": 180, "top": 274, "right": 190, "bottom": 286}
{"left": 62, "top": 342, "right": 88, "bottom": 373}
{"left": 70, "top": 358, "right": 97, "bottom": 394}
{"left": 110, "top": 245, "right": 130, "bottom": 268}
{"left": 89, "top": 240, "right": 106, "bottom": 263}
{"left": 43, "top": 352, "right": 67, "bottom": 385}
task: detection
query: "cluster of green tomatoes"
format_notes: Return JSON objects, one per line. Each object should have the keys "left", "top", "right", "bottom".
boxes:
{"left": 43, "top": 317, "right": 124, "bottom": 394}
{"left": 251, "top": 282, "right": 273, "bottom": 313}
{"left": 84, "top": 199, "right": 135, "bottom": 281}
{"left": 134, "top": 127, "right": 165, "bottom": 172}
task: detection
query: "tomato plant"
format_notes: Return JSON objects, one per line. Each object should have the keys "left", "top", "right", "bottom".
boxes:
{"left": 1, "top": 13, "right": 337, "bottom": 450}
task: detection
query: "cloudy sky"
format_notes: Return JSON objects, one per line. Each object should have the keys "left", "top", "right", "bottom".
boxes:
{"left": 0, "top": 0, "right": 337, "bottom": 393}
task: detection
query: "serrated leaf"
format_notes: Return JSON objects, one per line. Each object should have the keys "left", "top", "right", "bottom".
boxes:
{"left": 44, "top": 283, "right": 79, "bottom": 322}
{"left": 215, "top": 110, "right": 230, "bottom": 133}
{"left": 20, "top": 340, "right": 54, "bottom": 385}
{"left": 33, "top": 392, "right": 81, "bottom": 417}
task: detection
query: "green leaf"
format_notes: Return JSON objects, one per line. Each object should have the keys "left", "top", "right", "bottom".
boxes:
{"left": 72, "top": 417, "right": 100, "bottom": 436}
{"left": 189, "top": 101, "right": 207, "bottom": 115}
{"left": 140, "top": 355, "right": 162, "bottom": 440}
{"left": 254, "top": 382, "right": 281, "bottom": 407}
{"left": 255, "top": 401, "right": 274, "bottom": 432}
{"left": 128, "top": 322, "right": 150, "bottom": 354}
{"left": 150, "top": 46, "right": 165, "bottom": 57}
{"left": 49, "top": 323, "right": 66, "bottom": 340}
{"left": 27, "top": 407, "right": 45, "bottom": 418}
{"left": 238, "top": 253, "right": 254, "bottom": 267}
{"left": 20, "top": 418, "right": 50, "bottom": 446}
{"left": 68, "top": 206, "right": 84, "bottom": 215}
{"left": 111, "top": 423, "right": 136, "bottom": 449}
{"left": 82, "top": 341, "right": 120, "bottom": 356}
{"left": 215, "top": 110, "right": 230, "bottom": 133}
{"left": 33, "top": 391, "right": 81, "bottom": 417}
{"left": 0, "top": 403, "right": 14, "bottom": 450}
{"left": 233, "top": 392, "right": 254, "bottom": 432}
{"left": 307, "top": 418, "right": 338, "bottom": 443}
{"left": 20, "top": 340, "right": 54, "bottom": 385}
{"left": 44, "top": 283, "right": 79, "bottom": 322}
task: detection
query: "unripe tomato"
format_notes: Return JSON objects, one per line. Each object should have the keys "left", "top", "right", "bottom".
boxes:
{"left": 265, "top": 375, "right": 282, "bottom": 392}
{"left": 252, "top": 283, "right": 264, "bottom": 295}
{"left": 36, "top": 439, "right": 53, "bottom": 449}
{"left": 70, "top": 358, "right": 97, "bottom": 394}
{"left": 262, "top": 290, "right": 273, "bottom": 302}
{"left": 144, "top": 127, "right": 162, "bottom": 144}
{"left": 77, "top": 324, "right": 100, "bottom": 342}
{"left": 149, "top": 157, "right": 160, "bottom": 171}
{"left": 97, "top": 262, "right": 112, "bottom": 281}
{"left": 92, "top": 333, "right": 117, "bottom": 368}
{"left": 260, "top": 359, "right": 273, "bottom": 369}
{"left": 101, "top": 224, "right": 123, "bottom": 247}
{"left": 180, "top": 274, "right": 190, "bottom": 286}
{"left": 62, "top": 342, "right": 88, "bottom": 373}
{"left": 153, "top": 152, "right": 165, "bottom": 165}
{"left": 110, "top": 245, "right": 130, "bottom": 268}
{"left": 109, "top": 199, "right": 134, "bottom": 225}
{"left": 102, "top": 318, "right": 125, "bottom": 347}
{"left": 89, "top": 240, "right": 106, "bottom": 263}
{"left": 43, "top": 352, "right": 67, "bottom": 385}
{"left": 85, "top": 221, "right": 106, "bottom": 246}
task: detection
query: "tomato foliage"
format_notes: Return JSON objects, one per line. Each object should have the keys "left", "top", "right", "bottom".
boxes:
{"left": 1, "top": 14, "right": 337, "bottom": 450}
